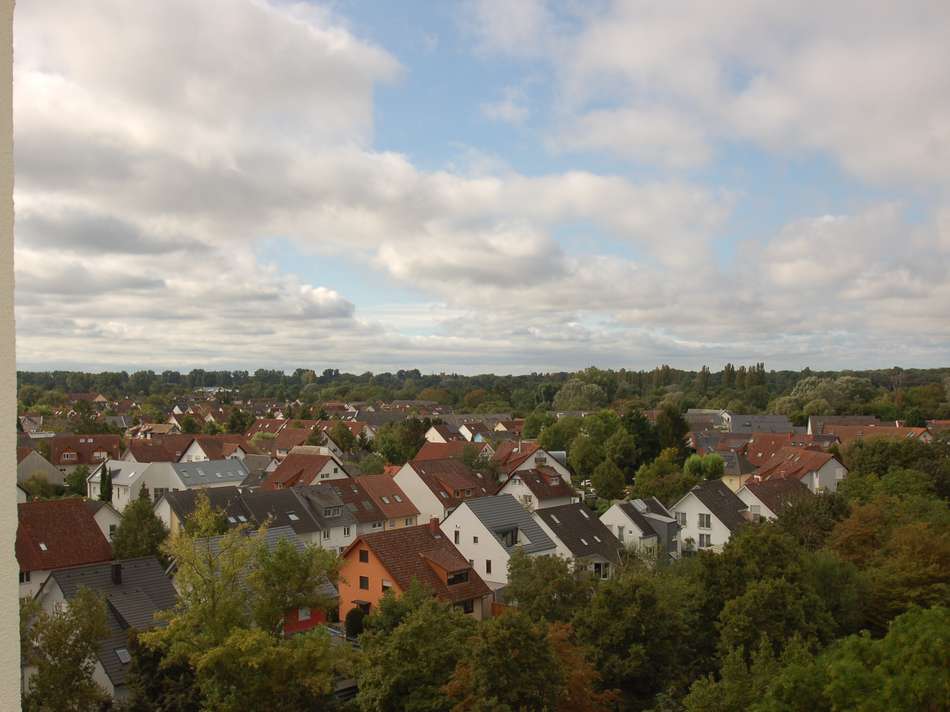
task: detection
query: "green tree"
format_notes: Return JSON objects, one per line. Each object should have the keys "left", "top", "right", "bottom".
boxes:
{"left": 21, "top": 587, "right": 109, "bottom": 712}
{"left": 180, "top": 415, "right": 200, "bottom": 434}
{"left": 226, "top": 408, "right": 252, "bottom": 434}
{"left": 112, "top": 489, "right": 169, "bottom": 561}
{"left": 523, "top": 409, "right": 555, "bottom": 439}
{"left": 591, "top": 460, "right": 625, "bottom": 500}
{"left": 124, "top": 631, "right": 201, "bottom": 712}
{"left": 603, "top": 428, "right": 639, "bottom": 480}
{"left": 538, "top": 415, "right": 582, "bottom": 452}
{"left": 98, "top": 464, "right": 113, "bottom": 502}
{"left": 330, "top": 420, "right": 357, "bottom": 452}
{"left": 701, "top": 453, "right": 725, "bottom": 480}
{"left": 356, "top": 590, "right": 475, "bottom": 712}
{"left": 202, "top": 420, "right": 222, "bottom": 435}
{"left": 446, "top": 611, "right": 564, "bottom": 712}
{"left": 654, "top": 405, "right": 689, "bottom": 459}
{"left": 64, "top": 464, "right": 90, "bottom": 497}
{"left": 552, "top": 379, "right": 607, "bottom": 411}
{"left": 345, "top": 607, "right": 366, "bottom": 639}
{"left": 505, "top": 548, "right": 594, "bottom": 623}
{"left": 568, "top": 434, "right": 604, "bottom": 480}
{"left": 358, "top": 452, "right": 386, "bottom": 474}
{"left": 620, "top": 409, "right": 661, "bottom": 469}
{"left": 773, "top": 491, "right": 849, "bottom": 550}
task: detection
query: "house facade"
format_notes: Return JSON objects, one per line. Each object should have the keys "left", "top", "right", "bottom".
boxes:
{"left": 671, "top": 481, "right": 748, "bottom": 553}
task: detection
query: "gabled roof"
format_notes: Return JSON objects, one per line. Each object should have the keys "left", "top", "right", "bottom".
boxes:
{"left": 821, "top": 424, "right": 929, "bottom": 446}
{"left": 754, "top": 447, "right": 838, "bottom": 483}
{"left": 45, "top": 557, "right": 177, "bottom": 688}
{"left": 245, "top": 418, "right": 287, "bottom": 437}
{"left": 742, "top": 479, "right": 812, "bottom": 515}
{"left": 124, "top": 434, "right": 194, "bottom": 462}
{"left": 502, "top": 467, "right": 575, "bottom": 501}
{"left": 809, "top": 415, "right": 881, "bottom": 433}
{"left": 355, "top": 475, "right": 419, "bottom": 519}
{"left": 535, "top": 503, "right": 620, "bottom": 564}
{"left": 680, "top": 480, "right": 748, "bottom": 533}
{"left": 724, "top": 413, "right": 794, "bottom": 434}
{"left": 17, "top": 499, "right": 113, "bottom": 572}
{"left": 346, "top": 524, "right": 490, "bottom": 604}
{"left": 171, "top": 459, "right": 249, "bottom": 488}
{"left": 274, "top": 427, "right": 315, "bottom": 452}
{"left": 327, "top": 480, "right": 385, "bottom": 524}
{"left": 262, "top": 453, "right": 340, "bottom": 490}
{"left": 182, "top": 435, "right": 257, "bottom": 461}
{"left": 429, "top": 424, "right": 464, "bottom": 441}
{"left": 159, "top": 486, "right": 252, "bottom": 527}
{"left": 50, "top": 434, "right": 121, "bottom": 466}
{"left": 491, "top": 440, "right": 542, "bottom": 474}
{"left": 415, "top": 440, "right": 490, "bottom": 462}
{"left": 462, "top": 494, "right": 556, "bottom": 554}
{"left": 406, "top": 458, "right": 492, "bottom": 509}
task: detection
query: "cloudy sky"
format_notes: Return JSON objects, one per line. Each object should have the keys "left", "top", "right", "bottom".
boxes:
{"left": 13, "top": 0, "right": 950, "bottom": 374}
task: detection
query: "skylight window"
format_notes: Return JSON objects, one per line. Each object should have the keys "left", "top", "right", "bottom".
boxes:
{"left": 287, "top": 512, "right": 300, "bottom": 521}
{"left": 580, "top": 538, "right": 588, "bottom": 546}
{"left": 593, "top": 535, "right": 601, "bottom": 542}
{"left": 393, "top": 495, "right": 402, "bottom": 502}
{"left": 550, "top": 515, "right": 560, "bottom": 524}
{"left": 580, "top": 510, "right": 590, "bottom": 519}
{"left": 439, "top": 491, "right": 448, "bottom": 499}
{"left": 115, "top": 648, "right": 131, "bottom": 664}
{"left": 39, "top": 543, "right": 47, "bottom": 551}
{"left": 381, "top": 496, "right": 390, "bottom": 504}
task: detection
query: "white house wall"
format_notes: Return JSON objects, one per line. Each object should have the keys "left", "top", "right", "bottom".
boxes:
{"left": 440, "top": 505, "right": 511, "bottom": 589}
{"left": 672, "top": 492, "right": 736, "bottom": 552}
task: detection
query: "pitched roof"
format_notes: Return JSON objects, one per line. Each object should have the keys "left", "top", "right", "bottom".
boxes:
{"left": 159, "top": 486, "right": 252, "bottom": 527}
{"left": 46, "top": 557, "right": 177, "bottom": 688}
{"left": 124, "top": 434, "right": 194, "bottom": 462}
{"left": 429, "top": 424, "right": 463, "bottom": 441}
{"left": 245, "top": 418, "right": 287, "bottom": 437}
{"left": 407, "top": 458, "right": 493, "bottom": 509}
{"left": 725, "top": 413, "right": 794, "bottom": 434}
{"left": 327, "top": 479, "right": 385, "bottom": 524}
{"left": 822, "top": 424, "right": 930, "bottom": 446}
{"left": 743, "top": 479, "right": 812, "bottom": 515}
{"left": 349, "top": 524, "right": 491, "bottom": 604}
{"left": 50, "top": 434, "right": 121, "bottom": 466}
{"left": 415, "top": 441, "right": 490, "bottom": 461}
{"left": 535, "top": 503, "right": 620, "bottom": 563}
{"left": 684, "top": 480, "right": 748, "bottom": 533}
{"left": 491, "top": 440, "right": 542, "bottom": 474}
{"left": 262, "top": 453, "right": 338, "bottom": 490}
{"left": 462, "top": 494, "right": 556, "bottom": 554}
{"left": 616, "top": 500, "right": 669, "bottom": 539}
{"left": 17, "top": 447, "right": 34, "bottom": 464}
{"left": 17, "top": 499, "right": 113, "bottom": 572}
{"left": 274, "top": 427, "right": 315, "bottom": 452}
{"left": 355, "top": 475, "right": 419, "bottom": 519}
{"left": 809, "top": 415, "right": 881, "bottom": 433}
{"left": 171, "top": 459, "right": 249, "bottom": 488}
{"left": 503, "top": 467, "right": 575, "bottom": 501}
{"left": 754, "top": 446, "right": 837, "bottom": 483}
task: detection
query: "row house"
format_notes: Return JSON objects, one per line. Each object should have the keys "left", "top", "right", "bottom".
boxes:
{"left": 50, "top": 434, "right": 121, "bottom": 475}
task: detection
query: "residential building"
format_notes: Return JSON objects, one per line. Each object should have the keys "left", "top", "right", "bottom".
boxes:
{"left": 533, "top": 503, "right": 621, "bottom": 579}
{"left": 84, "top": 500, "right": 123, "bottom": 543}
{"left": 424, "top": 424, "right": 463, "bottom": 443}
{"left": 736, "top": 479, "right": 812, "bottom": 522}
{"left": 491, "top": 441, "right": 572, "bottom": 481}
{"left": 600, "top": 498, "right": 680, "bottom": 559}
{"left": 414, "top": 440, "right": 494, "bottom": 462}
{"left": 16, "top": 499, "right": 113, "bottom": 597}
{"left": 821, "top": 424, "right": 932, "bottom": 447}
{"left": 30, "top": 558, "right": 177, "bottom": 702}
{"left": 328, "top": 479, "right": 386, "bottom": 534}
{"left": 753, "top": 447, "right": 848, "bottom": 493}
{"left": 16, "top": 448, "right": 63, "bottom": 487}
{"left": 671, "top": 480, "right": 748, "bottom": 553}
{"left": 122, "top": 434, "right": 193, "bottom": 463}
{"left": 355, "top": 475, "right": 419, "bottom": 529}
{"left": 50, "top": 434, "right": 121, "bottom": 475}
{"left": 721, "top": 412, "right": 794, "bottom": 434}
{"left": 459, "top": 422, "right": 492, "bottom": 442}
{"left": 440, "top": 494, "right": 557, "bottom": 590}
{"left": 261, "top": 448, "right": 348, "bottom": 490}
{"left": 393, "top": 458, "right": 493, "bottom": 522}
{"left": 807, "top": 415, "right": 881, "bottom": 435}
{"left": 338, "top": 521, "right": 492, "bottom": 620}
{"left": 496, "top": 467, "right": 576, "bottom": 511}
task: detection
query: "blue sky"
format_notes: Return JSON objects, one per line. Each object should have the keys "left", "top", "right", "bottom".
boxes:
{"left": 12, "top": 0, "right": 950, "bottom": 373}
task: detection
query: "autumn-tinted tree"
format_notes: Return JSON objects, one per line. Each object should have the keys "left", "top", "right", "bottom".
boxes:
{"left": 359, "top": 452, "right": 386, "bottom": 474}
{"left": 505, "top": 548, "right": 594, "bottom": 623}
{"left": 772, "top": 491, "right": 850, "bottom": 550}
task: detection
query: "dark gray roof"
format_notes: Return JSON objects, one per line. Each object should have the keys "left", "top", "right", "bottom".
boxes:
{"left": 617, "top": 501, "right": 661, "bottom": 539}
{"left": 725, "top": 413, "right": 794, "bottom": 434}
{"left": 463, "top": 494, "right": 556, "bottom": 554}
{"left": 617, "top": 498, "right": 680, "bottom": 554}
{"left": 535, "top": 503, "right": 621, "bottom": 564}
{"left": 48, "top": 557, "right": 176, "bottom": 689}
{"left": 172, "top": 459, "right": 248, "bottom": 487}
{"left": 687, "top": 480, "right": 748, "bottom": 532}
{"left": 160, "top": 486, "right": 251, "bottom": 527}
{"left": 240, "top": 454, "right": 274, "bottom": 489}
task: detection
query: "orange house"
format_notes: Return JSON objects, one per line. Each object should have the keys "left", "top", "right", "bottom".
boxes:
{"left": 338, "top": 520, "right": 492, "bottom": 621}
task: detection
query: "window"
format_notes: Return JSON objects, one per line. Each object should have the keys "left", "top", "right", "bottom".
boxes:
{"left": 382, "top": 579, "right": 392, "bottom": 592}
{"left": 359, "top": 576, "right": 369, "bottom": 590}
{"left": 580, "top": 537, "right": 588, "bottom": 546}
{"left": 522, "top": 494, "right": 533, "bottom": 505}
{"left": 453, "top": 530, "right": 460, "bottom": 544}
{"left": 485, "top": 560, "right": 492, "bottom": 575}
{"left": 511, "top": 476, "right": 521, "bottom": 485}
{"left": 287, "top": 512, "right": 300, "bottom": 521}
{"left": 19, "top": 571, "right": 29, "bottom": 584}
{"left": 371, "top": 521, "right": 383, "bottom": 529}
{"left": 473, "top": 535, "right": 478, "bottom": 544}
{"left": 381, "top": 496, "right": 390, "bottom": 504}
{"left": 109, "top": 524, "right": 117, "bottom": 540}
{"left": 616, "top": 526, "right": 624, "bottom": 542}
{"left": 676, "top": 512, "right": 687, "bottom": 526}
{"left": 750, "top": 505, "right": 761, "bottom": 522}
{"left": 698, "top": 513, "right": 711, "bottom": 529}
{"left": 323, "top": 506, "right": 341, "bottom": 518}
{"left": 344, "top": 526, "right": 351, "bottom": 537}
{"left": 404, "top": 518, "right": 414, "bottom": 526}
{"left": 699, "top": 534, "right": 712, "bottom": 548}
{"left": 320, "top": 472, "right": 329, "bottom": 479}
{"left": 394, "top": 495, "right": 403, "bottom": 503}
{"left": 322, "top": 529, "right": 330, "bottom": 540}
{"left": 580, "top": 510, "right": 590, "bottom": 519}
{"left": 298, "top": 607, "right": 311, "bottom": 621}
{"left": 457, "top": 599, "right": 475, "bottom": 614}
{"left": 447, "top": 570, "right": 469, "bottom": 586}
{"left": 359, "top": 549, "right": 369, "bottom": 563}
{"left": 38, "top": 543, "right": 47, "bottom": 552}
{"left": 62, "top": 452, "right": 77, "bottom": 461}
{"left": 115, "top": 648, "right": 132, "bottom": 664}
{"left": 593, "top": 562, "right": 610, "bottom": 580}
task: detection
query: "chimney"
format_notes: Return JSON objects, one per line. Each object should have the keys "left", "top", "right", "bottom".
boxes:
{"left": 429, "top": 517, "right": 440, "bottom": 535}
{"left": 111, "top": 562, "right": 122, "bottom": 585}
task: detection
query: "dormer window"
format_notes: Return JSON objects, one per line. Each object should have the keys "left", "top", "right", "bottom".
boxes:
{"left": 447, "top": 570, "right": 469, "bottom": 586}
{"left": 323, "top": 506, "right": 341, "bottom": 518}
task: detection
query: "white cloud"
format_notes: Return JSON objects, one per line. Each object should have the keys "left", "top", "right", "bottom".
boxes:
{"left": 481, "top": 86, "right": 530, "bottom": 124}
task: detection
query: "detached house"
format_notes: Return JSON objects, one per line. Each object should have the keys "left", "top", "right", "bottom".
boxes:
{"left": 496, "top": 467, "right": 576, "bottom": 511}
{"left": 50, "top": 435, "right": 121, "bottom": 475}
{"left": 338, "top": 521, "right": 493, "bottom": 620}
{"left": 424, "top": 424, "right": 463, "bottom": 443}
{"left": 17, "top": 448, "right": 63, "bottom": 487}
{"left": 459, "top": 422, "right": 492, "bottom": 443}
{"left": 736, "top": 479, "right": 812, "bottom": 522}
{"left": 600, "top": 498, "right": 680, "bottom": 559}
{"left": 753, "top": 447, "right": 847, "bottom": 493}
{"left": 16, "top": 499, "right": 113, "bottom": 597}
{"left": 393, "top": 458, "right": 493, "bottom": 522}
{"left": 440, "top": 494, "right": 557, "bottom": 590}
{"left": 533, "top": 503, "right": 621, "bottom": 579}
{"left": 261, "top": 448, "right": 349, "bottom": 490}
{"left": 671, "top": 480, "right": 748, "bottom": 553}
{"left": 30, "top": 558, "right": 177, "bottom": 702}
{"left": 491, "top": 441, "right": 571, "bottom": 481}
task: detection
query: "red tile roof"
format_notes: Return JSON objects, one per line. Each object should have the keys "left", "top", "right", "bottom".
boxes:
{"left": 124, "top": 434, "right": 194, "bottom": 462}
{"left": 245, "top": 418, "right": 286, "bottom": 437}
{"left": 16, "top": 499, "right": 113, "bottom": 572}
{"left": 414, "top": 441, "right": 490, "bottom": 462}
{"left": 502, "top": 467, "right": 575, "bottom": 501}
{"left": 50, "top": 435, "right": 121, "bottom": 467}
{"left": 743, "top": 479, "right": 811, "bottom": 515}
{"left": 274, "top": 427, "right": 315, "bottom": 453}
{"left": 754, "top": 447, "right": 837, "bottom": 483}
{"left": 328, "top": 480, "right": 385, "bottom": 524}
{"left": 491, "top": 440, "right": 541, "bottom": 474}
{"left": 345, "top": 524, "right": 490, "bottom": 604}
{"left": 262, "top": 453, "right": 336, "bottom": 490}
{"left": 822, "top": 424, "right": 930, "bottom": 447}
{"left": 408, "top": 458, "right": 493, "bottom": 509}
{"left": 17, "top": 447, "right": 33, "bottom": 464}
{"left": 355, "top": 475, "right": 419, "bottom": 519}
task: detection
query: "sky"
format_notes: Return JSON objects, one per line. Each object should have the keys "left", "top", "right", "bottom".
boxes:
{"left": 12, "top": 0, "right": 950, "bottom": 375}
